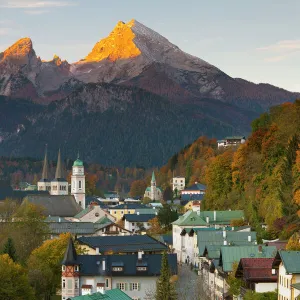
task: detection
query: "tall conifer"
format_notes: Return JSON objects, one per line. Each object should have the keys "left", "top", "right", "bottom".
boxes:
{"left": 3, "top": 237, "right": 17, "bottom": 262}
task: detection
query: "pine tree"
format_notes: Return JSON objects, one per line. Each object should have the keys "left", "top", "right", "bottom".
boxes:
{"left": 155, "top": 252, "right": 177, "bottom": 300}
{"left": 3, "top": 237, "right": 17, "bottom": 262}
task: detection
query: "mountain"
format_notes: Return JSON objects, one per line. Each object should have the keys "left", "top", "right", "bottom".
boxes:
{"left": 0, "top": 20, "right": 299, "bottom": 167}
{"left": 0, "top": 83, "right": 258, "bottom": 167}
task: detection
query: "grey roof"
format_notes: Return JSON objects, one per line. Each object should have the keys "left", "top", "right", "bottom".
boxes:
{"left": 78, "top": 235, "right": 167, "bottom": 253}
{"left": 72, "top": 253, "right": 177, "bottom": 277}
{"left": 123, "top": 214, "right": 156, "bottom": 222}
{"left": 23, "top": 195, "right": 82, "bottom": 217}
{"left": 181, "top": 194, "right": 205, "bottom": 201}
{"left": 183, "top": 183, "right": 206, "bottom": 191}
{"left": 62, "top": 238, "right": 77, "bottom": 265}
{"left": 157, "top": 234, "right": 173, "bottom": 246}
{"left": 54, "top": 148, "right": 66, "bottom": 180}
{"left": 45, "top": 216, "right": 70, "bottom": 222}
{"left": 48, "top": 222, "right": 96, "bottom": 234}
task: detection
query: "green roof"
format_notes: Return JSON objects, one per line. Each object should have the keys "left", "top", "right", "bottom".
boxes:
{"left": 73, "top": 158, "right": 83, "bottom": 167}
{"left": 172, "top": 210, "right": 207, "bottom": 226}
{"left": 220, "top": 245, "right": 277, "bottom": 272}
{"left": 279, "top": 251, "right": 300, "bottom": 274}
{"left": 70, "top": 289, "right": 132, "bottom": 300}
{"left": 145, "top": 186, "right": 162, "bottom": 192}
{"left": 95, "top": 216, "right": 113, "bottom": 224}
{"left": 197, "top": 231, "right": 257, "bottom": 256}
{"left": 292, "top": 283, "right": 300, "bottom": 291}
{"left": 200, "top": 210, "right": 244, "bottom": 225}
{"left": 74, "top": 207, "right": 92, "bottom": 219}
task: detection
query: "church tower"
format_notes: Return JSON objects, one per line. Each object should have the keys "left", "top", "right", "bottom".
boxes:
{"left": 38, "top": 146, "right": 51, "bottom": 192}
{"left": 71, "top": 155, "right": 86, "bottom": 209}
{"left": 150, "top": 171, "right": 156, "bottom": 200}
{"left": 61, "top": 238, "right": 80, "bottom": 300}
{"left": 51, "top": 149, "right": 68, "bottom": 196}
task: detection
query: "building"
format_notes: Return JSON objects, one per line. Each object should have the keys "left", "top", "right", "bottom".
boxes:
{"left": 181, "top": 182, "right": 206, "bottom": 196}
{"left": 74, "top": 204, "right": 115, "bottom": 223}
{"left": 272, "top": 250, "right": 300, "bottom": 300}
{"left": 61, "top": 238, "right": 177, "bottom": 300}
{"left": 77, "top": 235, "right": 168, "bottom": 255}
{"left": 123, "top": 213, "right": 156, "bottom": 233}
{"left": 217, "top": 136, "right": 246, "bottom": 148}
{"left": 172, "top": 176, "right": 185, "bottom": 192}
{"left": 37, "top": 148, "right": 86, "bottom": 210}
{"left": 143, "top": 172, "right": 162, "bottom": 201}
{"left": 67, "top": 289, "right": 133, "bottom": 300}
{"left": 235, "top": 258, "right": 277, "bottom": 295}
{"left": 108, "top": 204, "right": 150, "bottom": 222}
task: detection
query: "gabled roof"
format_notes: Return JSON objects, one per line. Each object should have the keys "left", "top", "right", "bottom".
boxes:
{"left": 236, "top": 258, "right": 277, "bottom": 282}
{"left": 172, "top": 210, "right": 207, "bottom": 226}
{"left": 220, "top": 245, "right": 277, "bottom": 272}
{"left": 123, "top": 214, "right": 156, "bottom": 222}
{"left": 74, "top": 206, "right": 93, "bottom": 219}
{"left": 278, "top": 251, "right": 300, "bottom": 274}
{"left": 23, "top": 195, "right": 82, "bottom": 217}
{"left": 95, "top": 216, "right": 113, "bottom": 225}
{"left": 69, "top": 289, "right": 133, "bottom": 300}
{"left": 78, "top": 235, "right": 167, "bottom": 253}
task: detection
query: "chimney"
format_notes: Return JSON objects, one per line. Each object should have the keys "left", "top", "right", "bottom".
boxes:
{"left": 138, "top": 251, "right": 143, "bottom": 260}
{"left": 248, "top": 235, "right": 252, "bottom": 242}
{"left": 214, "top": 211, "right": 216, "bottom": 221}
{"left": 224, "top": 240, "right": 227, "bottom": 246}
{"left": 206, "top": 216, "right": 209, "bottom": 224}
{"left": 223, "top": 231, "right": 226, "bottom": 239}
{"left": 137, "top": 212, "right": 140, "bottom": 215}
{"left": 102, "top": 259, "right": 106, "bottom": 271}
{"left": 95, "top": 247, "right": 100, "bottom": 254}
{"left": 258, "top": 245, "right": 262, "bottom": 253}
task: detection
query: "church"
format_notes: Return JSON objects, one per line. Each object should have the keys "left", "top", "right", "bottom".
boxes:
{"left": 143, "top": 171, "right": 163, "bottom": 201}
{"left": 22, "top": 148, "right": 85, "bottom": 217}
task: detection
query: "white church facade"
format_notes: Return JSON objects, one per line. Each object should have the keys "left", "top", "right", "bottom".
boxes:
{"left": 38, "top": 148, "right": 86, "bottom": 209}
{"left": 143, "top": 171, "right": 162, "bottom": 201}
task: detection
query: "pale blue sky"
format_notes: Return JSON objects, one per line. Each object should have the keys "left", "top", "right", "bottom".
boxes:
{"left": 0, "top": 0, "right": 299, "bottom": 91}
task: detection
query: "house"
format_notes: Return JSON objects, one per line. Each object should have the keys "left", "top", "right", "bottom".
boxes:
{"left": 217, "top": 136, "right": 246, "bottom": 148}
{"left": 172, "top": 176, "right": 185, "bottom": 192}
{"left": 181, "top": 182, "right": 206, "bottom": 196}
{"left": 143, "top": 172, "right": 163, "bottom": 201}
{"left": 61, "top": 238, "right": 177, "bottom": 300}
{"left": 68, "top": 289, "right": 133, "bottom": 300}
{"left": 235, "top": 258, "right": 277, "bottom": 296}
{"left": 74, "top": 204, "right": 115, "bottom": 223}
{"left": 108, "top": 204, "right": 150, "bottom": 221}
{"left": 77, "top": 235, "right": 168, "bottom": 255}
{"left": 172, "top": 210, "right": 245, "bottom": 263}
{"left": 122, "top": 213, "right": 156, "bottom": 232}
{"left": 272, "top": 250, "right": 300, "bottom": 300}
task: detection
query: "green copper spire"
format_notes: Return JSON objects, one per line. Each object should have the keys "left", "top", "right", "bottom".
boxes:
{"left": 151, "top": 171, "right": 156, "bottom": 182}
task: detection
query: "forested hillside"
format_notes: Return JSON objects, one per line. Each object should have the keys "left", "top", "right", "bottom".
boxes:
{"left": 146, "top": 100, "right": 300, "bottom": 238}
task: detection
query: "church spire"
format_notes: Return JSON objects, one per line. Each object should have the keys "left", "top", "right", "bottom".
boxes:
{"left": 151, "top": 171, "right": 156, "bottom": 182}
{"left": 41, "top": 145, "right": 48, "bottom": 180}
{"left": 62, "top": 238, "right": 77, "bottom": 265}
{"left": 55, "top": 148, "right": 63, "bottom": 179}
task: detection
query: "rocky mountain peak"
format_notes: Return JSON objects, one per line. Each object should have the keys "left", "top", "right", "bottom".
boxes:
{"left": 84, "top": 20, "right": 141, "bottom": 62}
{"left": 1, "top": 37, "right": 36, "bottom": 65}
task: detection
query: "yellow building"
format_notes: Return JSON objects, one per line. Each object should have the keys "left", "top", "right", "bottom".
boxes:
{"left": 108, "top": 204, "right": 150, "bottom": 221}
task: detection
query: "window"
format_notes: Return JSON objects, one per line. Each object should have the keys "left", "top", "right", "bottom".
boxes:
{"left": 121, "top": 211, "right": 124, "bottom": 214}
{"left": 62, "top": 279, "right": 66, "bottom": 288}
{"left": 79, "top": 180, "right": 82, "bottom": 189}
{"left": 75, "top": 279, "right": 79, "bottom": 289}
{"left": 117, "top": 283, "right": 126, "bottom": 291}
{"left": 132, "top": 223, "right": 135, "bottom": 226}
{"left": 105, "top": 278, "right": 109, "bottom": 288}
{"left": 53, "top": 185, "right": 57, "bottom": 191}
{"left": 75, "top": 265, "right": 79, "bottom": 272}
{"left": 137, "top": 267, "right": 147, "bottom": 271}
{"left": 112, "top": 267, "right": 123, "bottom": 272}
{"left": 62, "top": 265, "right": 66, "bottom": 271}
{"left": 114, "top": 211, "right": 116, "bottom": 214}
{"left": 130, "top": 282, "right": 140, "bottom": 291}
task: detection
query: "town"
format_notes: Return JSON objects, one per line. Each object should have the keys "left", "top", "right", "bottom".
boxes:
{"left": 1, "top": 133, "right": 299, "bottom": 300}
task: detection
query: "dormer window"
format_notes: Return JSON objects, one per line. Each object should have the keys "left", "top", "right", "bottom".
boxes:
{"left": 112, "top": 267, "right": 123, "bottom": 272}
{"left": 62, "top": 265, "right": 66, "bottom": 271}
{"left": 75, "top": 265, "right": 79, "bottom": 272}
{"left": 137, "top": 266, "right": 147, "bottom": 271}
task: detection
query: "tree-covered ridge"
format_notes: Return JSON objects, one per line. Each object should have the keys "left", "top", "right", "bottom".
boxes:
{"left": 204, "top": 100, "right": 300, "bottom": 237}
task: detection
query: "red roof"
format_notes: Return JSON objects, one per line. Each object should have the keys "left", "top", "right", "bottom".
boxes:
{"left": 237, "top": 258, "right": 277, "bottom": 282}
{"left": 97, "top": 283, "right": 105, "bottom": 287}
{"left": 266, "top": 241, "right": 287, "bottom": 250}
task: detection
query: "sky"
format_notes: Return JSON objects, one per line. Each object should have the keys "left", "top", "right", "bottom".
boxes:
{"left": 0, "top": 0, "right": 299, "bottom": 92}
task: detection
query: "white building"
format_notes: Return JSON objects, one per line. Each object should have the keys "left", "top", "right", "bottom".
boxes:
{"left": 123, "top": 213, "right": 156, "bottom": 233}
{"left": 172, "top": 176, "right": 185, "bottom": 192}
{"left": 217, "top": 136, "right": 246, "bottom": 148}
{"left": 71, "top": 156, "right": 86, "bottom": 209}
{"left": 273, "top": 250, "right": 300, "bottom": 300}
{"left": 61, "top": 238, "right": 177, "bottom": 300}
